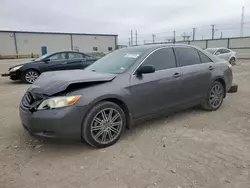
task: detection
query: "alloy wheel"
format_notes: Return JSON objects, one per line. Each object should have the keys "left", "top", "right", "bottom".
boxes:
{"left": 209, "top": 84, "right": 224, "bottom": 109}
{"left": 25, "top": 71, "right": 39, "bottom": 83}
{"left": 90, "top": 108, "right": 123, "bottom": 145}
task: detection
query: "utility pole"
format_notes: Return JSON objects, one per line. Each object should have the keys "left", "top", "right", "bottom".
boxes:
{"left": 211, "top": 25, "right": 215, "bottom": 39}
{"left": 152, "top": 34, "right": 156, "bottom": 43}
{"left": 128, "top": 38, "right": 131, "bottom": 47}
{"left": 240, "top": 6, "right": 245, "bottom": 37}
{"left": 130, "top": 30, "right": 133, "bottom": 46}
{"left": 192, "top": 28, "right": 196, "bottom": 41}
{"left": 220, "top": 32, "right": 223, "bottom": 39}
{"left": 143, "top": 40, "right": 146, "bottom": 45}
{"left": 135, "top": 30, "right": 138, "bottom": 46}
{"left": 173, "top": 31, "right": 176, "bottom": 43}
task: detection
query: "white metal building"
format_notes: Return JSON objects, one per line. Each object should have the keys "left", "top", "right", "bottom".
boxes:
{"left": 0, "top": 30, "right": 118, "bottom": 56}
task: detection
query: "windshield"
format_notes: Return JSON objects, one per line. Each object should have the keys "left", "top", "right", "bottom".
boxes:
{"left": 205, "top": 48, "right": 217, "bottom": 54}
{"left": 85, "top": 48, "right": 145, "bottom": 74}
{"left": 35, "top": 53, "right": 53, "bottom": 61}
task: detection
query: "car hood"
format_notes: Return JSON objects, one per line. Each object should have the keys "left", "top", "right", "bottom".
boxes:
{"left": 28, "top": 70, "right": 116, "bottom": 96}
{"left": 9, "top": 60, "right": 39, "bottom": 70}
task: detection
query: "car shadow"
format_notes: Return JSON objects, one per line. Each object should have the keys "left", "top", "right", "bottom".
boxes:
{"left": 23, "top": 106, "right": 205, "bottom": 153}
{"left": 122, "top": 106, "right": 206, "bottom": 139}
{"left": 1, "top": 80, "right": 27, "bottom": 85}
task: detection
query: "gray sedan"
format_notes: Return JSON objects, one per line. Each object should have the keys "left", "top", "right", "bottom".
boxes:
{"left": 205, "top": 47, "right": 237, "bottom": 65}
{"left": 19, "top": 44, "right": 234, "bottom": 148}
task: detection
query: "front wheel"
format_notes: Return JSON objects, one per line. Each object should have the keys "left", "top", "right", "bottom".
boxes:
{"left": 82, "top": 101, "right": 126, "bottom": 148}
{"left": 22, "top": 70, "right": 40, "bottom": 84}
{"left": 202, "top": 81, "right": 225, "bottom": 111}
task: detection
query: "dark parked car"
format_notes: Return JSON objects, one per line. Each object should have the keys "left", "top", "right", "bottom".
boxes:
{"left": 19, "top": 44, "right": 236, "bottom": 148}
{"left": 1, "top": 51, "right": 99, "bottom": 84}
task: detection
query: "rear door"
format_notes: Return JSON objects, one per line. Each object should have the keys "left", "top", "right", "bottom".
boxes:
{"left": 128, "top": 47, "right": 183, "bottom": 119}
{"left": 67, "top": 52, "right": 88, "bottom": 70}
{"left": 216, "top": 48, "right": 231, "bottom": 61}
{"left": 174, "top": 47, "right": 213, "bottom": 105}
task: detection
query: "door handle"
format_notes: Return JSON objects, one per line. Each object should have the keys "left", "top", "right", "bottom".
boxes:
{"left": 173, "top": 72, "right": 181, "bottom": 78}
{"left": 208, "top": 66, "right": 214, "bottom": 70}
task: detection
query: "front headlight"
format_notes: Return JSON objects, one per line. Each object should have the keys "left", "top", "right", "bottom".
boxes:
{"left": 37, "top": 95, "right": 81, "bottom": 110}
{"left": 10, "top": 65, "right": 23, "bottom": 72}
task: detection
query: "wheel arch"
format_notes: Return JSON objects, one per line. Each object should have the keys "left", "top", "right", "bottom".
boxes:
{"left": 22, "top": 68, "right": 41, "bottom": 76}
{"left": 214, "top": 77, "right": 226, "bottom": 98}
{"left": 98, "top": 98, "right": 132, "bottom": 129}
{"left": 85, "top": 96, "right": 133, "bottom": 130}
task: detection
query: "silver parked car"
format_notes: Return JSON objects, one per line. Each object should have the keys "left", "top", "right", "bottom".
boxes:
{"left": 205, "top": 47, "right": 237, "bottom": 65}
{"left": 19, "top": 44, "right": 235, "bottom": 148}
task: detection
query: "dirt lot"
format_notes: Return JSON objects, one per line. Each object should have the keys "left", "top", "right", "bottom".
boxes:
{"left": 0, "top": 59, "right": 250, "bottom": 188}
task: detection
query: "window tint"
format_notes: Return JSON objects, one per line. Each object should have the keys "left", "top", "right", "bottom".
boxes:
{"left": 68, "top": 53, "right": 84, "bottom": 59}
{"left": 49, "top": 53, "right": 67, "bottom": 60}
{"left": 142, "top": 48, "right": 176, "bottom": 71}
{"left": 198, "top": 51, "right": 212, "bottom": 63}
{"left": 221, "top": 49, "right": 230, "bottom": 53}
{"left": 217, "top": 48, "right": 230, "bottom": 54}
{"left": 175, "top": 47, "right": 201, "bottom": 66}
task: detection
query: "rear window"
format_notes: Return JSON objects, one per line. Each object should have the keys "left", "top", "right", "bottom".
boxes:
{"left": 205, "top": 48, "right": 216, "bottom": 54}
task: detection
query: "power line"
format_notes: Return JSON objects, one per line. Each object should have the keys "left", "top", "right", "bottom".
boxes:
{"left": 240, "top": 6, "right": 245, "bottom": 37}
{"left": 211, "top": 24, "right": 215, "bottom": 39}
{"left": 130, "top": 30, "right": 133, "bottom": 46}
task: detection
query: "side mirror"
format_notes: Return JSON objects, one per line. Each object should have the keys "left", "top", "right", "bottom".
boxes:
{"left": 44, "top": 58, "right": 50, "bottom": 63}
{"left": 215, "top": 52, "right": 220, "bottom": 55}
{"left": 136, "top": 65, "right": 155, "bottom": 75}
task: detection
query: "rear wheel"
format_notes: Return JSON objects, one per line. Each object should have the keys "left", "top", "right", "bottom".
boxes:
{"left": 202, "top": 81, "right": 225, "bottom": 111}
{"left": 22, "top": 69, "right": 39, "bottom": 84}
{"left": 82, "top": 101, "right": 126, "bottom": 148}
{"left": 229, "top": 57, "right": 236, "bottom": 65}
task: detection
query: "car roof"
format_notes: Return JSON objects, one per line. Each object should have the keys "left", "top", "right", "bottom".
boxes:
{"left": 51, "top": 51, "right": 85, "bottom": 54}
{"left": 124, "top": 43, "right": 199, "bottom": 52}
{"left": 206, "top": 47, "right": 229, "bottom": 50}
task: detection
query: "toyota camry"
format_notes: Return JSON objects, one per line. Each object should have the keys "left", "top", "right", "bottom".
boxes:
{"left": 19, "top": 44, "right": 237, "bottom": 148}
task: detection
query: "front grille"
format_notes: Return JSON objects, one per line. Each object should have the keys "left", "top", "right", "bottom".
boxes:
{"left": 22, "top": 92, "right": 34, "bottom": 108}
{"left": 22, "top": 92, "right": 44, "bottom": 109}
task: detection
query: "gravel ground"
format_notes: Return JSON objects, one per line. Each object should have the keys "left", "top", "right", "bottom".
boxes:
{"left": 0, "top": 59, "right": 250, "bottom": 188}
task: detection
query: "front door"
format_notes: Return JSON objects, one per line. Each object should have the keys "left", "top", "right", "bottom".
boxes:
{"left": 44, "top": 52, "right": 69, "bottom": 71}
{"left": 128, "top": 47, "right": 182, "bottom": 119}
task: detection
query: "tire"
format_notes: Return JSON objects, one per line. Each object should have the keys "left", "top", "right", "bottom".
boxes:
{"left": 229, "top": 57, "right": 236, "bottom": 65}
{"left": 202, "top": 81, "right": 225, "bottom": 111}
{"left": 82, "top": 101, "right": 126, "bottom": 148}
{"left": 22, "top": 69, "right": 40, "bottom": 84}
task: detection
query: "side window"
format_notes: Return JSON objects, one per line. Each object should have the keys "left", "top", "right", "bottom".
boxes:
{"left": 221, "top": 49, "right": 230, "bottom": 53}
{"left": 68, "top": 53, "right": 84, "bottom": 59}
{"left": 198, "top": 51, "right": 212, "bottom": 63}
{"left": 49, "top": 53, "right": 67, "bottom": 61}
{"left": 216, "top": 49, "right": 224, "bottom": 54}
{"left": 142, "top": 48, "right": 176, "bottom": 71}
{"left": 175, "top": 47, "right": 201, "bottom": 66}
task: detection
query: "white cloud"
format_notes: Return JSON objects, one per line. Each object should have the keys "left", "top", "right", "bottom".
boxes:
{"left": 1, "top": 0, "right": 250, "bottom": 44}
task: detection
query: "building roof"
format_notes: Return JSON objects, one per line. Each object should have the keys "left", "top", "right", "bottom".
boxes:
{"left": 0, "top": 30, "right": 118, "bottom": 37}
